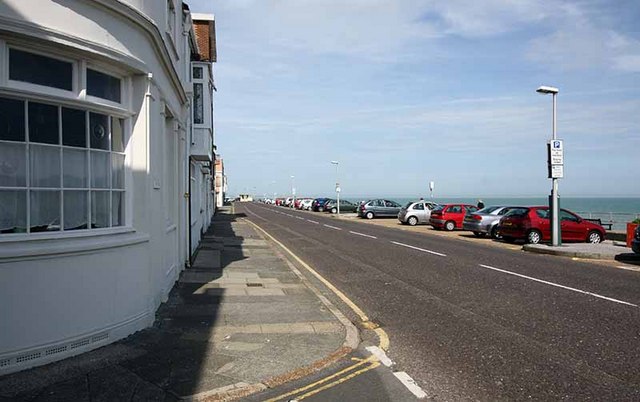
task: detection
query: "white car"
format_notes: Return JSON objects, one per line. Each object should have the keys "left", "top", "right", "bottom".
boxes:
{"left": 300, "top": 199, "right": 314, "bottom": 210}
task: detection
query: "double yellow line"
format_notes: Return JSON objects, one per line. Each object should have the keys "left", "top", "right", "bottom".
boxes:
{"left": 243, "top": 215, "right": 391, "bottom": 400}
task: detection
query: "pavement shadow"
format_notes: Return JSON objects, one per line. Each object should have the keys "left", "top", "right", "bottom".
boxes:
{"left": 0, "top": 209, "right": 249, "bottom": 401}
{"left": 118, "top": 209, "right": 249, "bottom": 398}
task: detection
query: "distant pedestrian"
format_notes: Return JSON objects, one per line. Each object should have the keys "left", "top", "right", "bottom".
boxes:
{"left": 477, "top": 199, "right": 485, "bottom": 209}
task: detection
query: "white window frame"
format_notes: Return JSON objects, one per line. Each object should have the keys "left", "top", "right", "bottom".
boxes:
{"left": 5, "top": 44, "right": 78, "bottom": 99}
{"left": 84, "top": 63, "right": 128, "bottom": 109}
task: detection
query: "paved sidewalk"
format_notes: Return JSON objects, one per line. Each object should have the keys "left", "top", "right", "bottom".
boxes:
{"left": 523, "top": 240, "right": 640, "bottom": 262}
{"left": 0, "top": 207, "right": 355, "bottom": 401}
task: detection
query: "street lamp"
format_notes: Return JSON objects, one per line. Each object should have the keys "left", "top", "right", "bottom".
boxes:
{"left": 536, "top": 85, "right": 561, "bottom": 246}
{"left": 290, "top": 175, "right": 295, "bottom": 208}
{"left": 331, "top": 161, "right": 340, "bottom": 215}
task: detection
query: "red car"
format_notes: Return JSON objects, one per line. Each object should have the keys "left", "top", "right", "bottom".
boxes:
{"left": 275, "top": 198, "right": 285, "bottom": 206}
{"left": 498, "top": 206, "right": 605, "bottom": 244}
{"left": 429, "top": 204, "right": 478, "bottom": 231}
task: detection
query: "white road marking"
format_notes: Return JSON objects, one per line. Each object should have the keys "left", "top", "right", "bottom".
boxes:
{"left": 307, "top": 220, "right": 320, "bottom": 224}
{"left": 366, "top": 346, "right": 394, "bottom": 367}
{"left": 284, "top": 214, "right": 293, "bottom": 217}
{"left": 296, "top": 216, "right": 305, "bottom": 220}
{"left": 478, "top": 264, "right": 638, "bottom": 307}
{"left": 390, "top": 241, "right": 447, "bottom": 257}
{"left": 393, "top": 372, "right": 427, "bottom": 399}
{"left": 323, "top": 224, "right": 342, "bottom": 231}
{"left": 349, "top": 231, "right": 377, "bottom": 239}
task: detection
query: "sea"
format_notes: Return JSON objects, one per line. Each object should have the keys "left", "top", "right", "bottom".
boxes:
{"left": 339, "top": 197, "right": 640, "bottom": 231}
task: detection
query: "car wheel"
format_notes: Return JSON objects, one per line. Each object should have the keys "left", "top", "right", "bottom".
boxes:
{"left": 473, "top": 231, "right": 484, "bottom": 237}
{"left": 490, "top": 225, "right": 500, "bottom": 239}
{"left": 526, "top": 230, "right": 542, "bottom": 244}
{"left": 331, "top": 207, "right": 337, "bottom": 214}
{"left": 444, "top": 220, "right": 455, "bottom": 231}
{"left": 407, "top": 216, "right": 418, "bottom": 226}
{"left": 587, "top": 230, "right": 603, "bottom": 243}
{"left": 366, "top": 211, "right": 374, "bottom": 220}
{"left": 502, "top": 236, "right": 515, "bottom": 243}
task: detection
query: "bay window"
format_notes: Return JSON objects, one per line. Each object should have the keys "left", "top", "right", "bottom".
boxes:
{"left": 0, "top": 96, "right": 126, "bottom": 234}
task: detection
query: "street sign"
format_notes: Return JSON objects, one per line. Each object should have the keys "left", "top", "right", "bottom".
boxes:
{"left": 548, "top": 139, "right": 564, "bottom": 165}
{"left": 336, "top": 186, "right": 341, "bottom": 193}
{"left": 549, "top": 164, "right": 564, "bottom": 179}
{"left": 292, "top": 188, "right": 296, "bottom": 195}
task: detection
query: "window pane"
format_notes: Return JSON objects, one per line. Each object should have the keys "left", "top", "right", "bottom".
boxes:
{"left": 9, "top": 48, "right": 72, "bottom": 91}
{"left": 111, "top": 153, "right": 125, "bottom": 189}
{"left": 0, "top": 97, "right": 25, "bottom": 142}
{"left": 111, "top": 117, "right": 124, "bottom": 152}
{"left": 30, "top": 145, "right": 60, "bottom": 187}
{"left": 192, "top": 67, "right": 203, "bottom": 79}
{"left": 0, "top": 190, "right": 26, "bottom": 233}
{"left": 91, "top": 191, "right": 110, "bottom": 228}
{"left": 112, "top": 191, "right": 124, "bottom": 227}
{"left": 29, "top": 102, "right": 59, "bottom": 144}
{"left": 62, "top": 108, "right": 86, "bottom": 147}
{"left": 89, "top": 112, "right": 109, "bottom": 150}
{"left": 194, "top": 83, "right": 203, "bottom": 124}
{"left": 64, "top": 191, "right": 88, "bottom": 230}
{"left": 86, "top": 69, "right": 121, "bottom": 103}
{"left": 63, "top": 148, "right": 87, "bottom": 188}
{"left": 90, "top": 151, "right": 109, "bottom": 188}
{"left": 30, "top": 190, "right": 60, "bottom": 232}
{"left": 0, "top": 142, "right": 26, "bottom": 187}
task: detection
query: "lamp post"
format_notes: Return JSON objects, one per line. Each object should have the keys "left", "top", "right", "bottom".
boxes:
{"left": 537, "top": 85, "right": 561, "bottom": 246}
{"left": 290, "top": 175, "right": 295, "bottom": 209}
{"left": 331, "top": 161, "right": 340, "bottom": 215}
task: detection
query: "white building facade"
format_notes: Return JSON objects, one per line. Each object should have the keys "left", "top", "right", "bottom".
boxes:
{"left": 0, "top": 0, "right": 217, "bottom": 374}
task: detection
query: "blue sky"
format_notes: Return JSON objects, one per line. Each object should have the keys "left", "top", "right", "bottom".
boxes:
{"left": 189, "top": 1, "right": 640, "bottom": 198}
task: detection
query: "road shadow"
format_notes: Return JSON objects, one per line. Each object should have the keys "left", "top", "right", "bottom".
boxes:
{"left": 614, "top": 253, "right": 640, "bottom": 266}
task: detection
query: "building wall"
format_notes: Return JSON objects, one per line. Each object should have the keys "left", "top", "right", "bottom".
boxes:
{"left": 0, "top": 0, "right": 211, "bottom": 374}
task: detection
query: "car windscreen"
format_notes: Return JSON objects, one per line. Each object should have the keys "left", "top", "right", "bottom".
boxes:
{"left": 403, "top": 202, "right": 413, "bottom": 209}
{"left": 504, "top": 207, "right": 529, "bottom": 217}
{"left": 432, "top": 205, "right": 444, "bottom": 212}
{"left": 477, "top": 206, "right": 500, "bottom": 214}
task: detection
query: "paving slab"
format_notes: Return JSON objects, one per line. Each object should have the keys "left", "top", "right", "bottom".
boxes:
{"left": 523, "top": 241, "right": 639, "bottom": 261}
{"left": 0, "top": 208, "right": 355, "bottom": 401}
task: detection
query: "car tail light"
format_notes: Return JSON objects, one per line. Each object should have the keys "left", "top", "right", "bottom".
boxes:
{"left": 470, "top": 214, "right": 482, "bottom": 221}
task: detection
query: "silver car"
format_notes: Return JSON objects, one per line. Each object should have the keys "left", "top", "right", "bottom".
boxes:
{"left": 462, "top": 206, "right": 518, "bottom": 238}
{"left": 398, "top": 201, "right": 439, "bottom": 226}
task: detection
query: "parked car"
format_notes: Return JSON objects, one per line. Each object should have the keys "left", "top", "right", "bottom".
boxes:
{"left": 358, "top": 199, "right": 403, "bottom": 219}
{"left": 299, "top": 199, "right": 314, "bottom": 210}
{"left": 462, "top": 206, "right": 518, "bottom": 238}
{"left": 294, "top": 198, "right": 311, "bottom": 209}
{"left": 429, "top": 204, "right": 478, "bottom": 231}
{"left": 398, "top": 201, "right": 439, "bottom": 226}
{"left": 311, "top": 198, "right": 332, "bottom": 212}
{"left": 497, "top": 206, "right": 605, "bottom": 244}
{"left": 274, "top": 198, "right": 284, "bottom": 206}
{"left": 324, "top": 199, "right": 358, "bottom": 213}
{"left": 632, "top": 225, "right": 640, "bottom": 254}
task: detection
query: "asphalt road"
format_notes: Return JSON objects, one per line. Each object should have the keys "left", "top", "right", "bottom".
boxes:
{"left": 237, "top": 202, "right": 640, "bottom": 401}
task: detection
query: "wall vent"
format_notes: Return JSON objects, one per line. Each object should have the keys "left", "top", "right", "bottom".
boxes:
{"left": 69, "top": 338, "right": 91, "bottom": 350}
{"left": 91, "top": 332, "right": 109, "bottom": 343}
{"left": 45, "top": 345, "right": 68, "bottom": 356}
{"left": 16, "top": 352, "right": 41, "bottom": 364}
{"left": 0, "top": 358, "right": 11, "bottom": 368}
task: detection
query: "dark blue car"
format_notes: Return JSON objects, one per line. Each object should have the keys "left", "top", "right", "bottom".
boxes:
{"left": 311, "top": 198, "right": 333, "bottom": 212}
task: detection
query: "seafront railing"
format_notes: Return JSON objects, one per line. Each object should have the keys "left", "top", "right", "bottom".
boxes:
{"left": 575, "top": 211, "right": 640, "bottom": 231}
